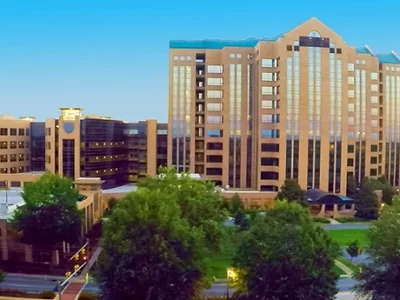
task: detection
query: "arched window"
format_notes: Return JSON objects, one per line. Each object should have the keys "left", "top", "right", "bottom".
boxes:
{"left": 308, "top": 31, "right": 321, "bottom": 38}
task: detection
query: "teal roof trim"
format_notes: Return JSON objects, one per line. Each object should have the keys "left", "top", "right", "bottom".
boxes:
{"left": 337, "top": 195, "right": 354, "bottom": 201}
{"left": 377, "top": 53, "right": 400, "bottom": 65}
{"left": 356, "top": 47, "right": 371, "bottom": 55}
{"left": 170, "top": 34, "right": 285, "bottom": 49}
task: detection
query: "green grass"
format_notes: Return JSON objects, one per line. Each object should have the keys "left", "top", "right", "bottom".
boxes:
{"left": 334, "top": 265, "right": 345, "bottom": 276}
{"left": 336, "top": 257, "right": 361, "bottom": 275}
{"left": 326, "top": 229, "right": 369, "bottom": 248}
{"left": 205, "top": 229, "right": 247, "bottom": 278}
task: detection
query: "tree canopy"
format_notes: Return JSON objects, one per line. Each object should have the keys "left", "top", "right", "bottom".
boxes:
{"left": 354, "top": 198, "right": 400, "bottom": 299}
{"left": 233, "top": 201, "right": 339, "bottom": 300}
{"left": 137, "top": 167, "right": 227, "bottom": 250}
{"left": 97, "top": 168, "right": 227, "bottom": 299}
{"left": 230, "top": 193, "right": 244, "bottom": 214}
{"left": 12, "top": 172, "right": 82, "bottom": 246}
{"left": 276, "top": 178, "right": 307, "bottom": 206}
{"left": 355, "top": 179, "right": 380, "bottom": 220}
{"left": 97, "top": 188, "right": 206, "bottom": 300}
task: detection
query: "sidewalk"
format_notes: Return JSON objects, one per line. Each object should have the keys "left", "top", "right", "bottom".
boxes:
{"left": 335, "top": 259, "right": 354, "bottom": 278}
{"left": 61, "top": 282, "right": 85, "bottom": 300}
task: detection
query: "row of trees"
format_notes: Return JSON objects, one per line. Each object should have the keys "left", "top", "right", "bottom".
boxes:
{"left": 95, "top": 170, "right": 341, "bottom": 299}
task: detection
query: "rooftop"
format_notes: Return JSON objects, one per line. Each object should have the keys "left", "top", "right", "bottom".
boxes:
{"left": 102, "top": 184, "right": 138, "bottom": 194}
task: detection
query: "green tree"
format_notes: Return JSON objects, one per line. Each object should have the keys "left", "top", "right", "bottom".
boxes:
{"left": 276, "top": 178, "right": 307, "bottom": 206}
{"left": 354, "top": 199, "right": 400, "bottom": 299}
{"left": 355, "top": 179, "right": 380, "bottom": 220}
{"left": 12, "top": 172, "right": 82, "bottom": 246}
{"left": 382, "top": 185, "right": 395, "bottom": 205}
{"left": 138, "top": 167, "right": 227, "bottom": 250}
{"left": 230, "top": 193, "right": 244, "bottom": 214}
{"left": 0, "top": 269, "right": 5, "bottom": 283}
{"left": 346, "top": 240, "right": 361, "bottom": 262}
{"left": 97, "top": 188, "right": 205, "bottom": 300}
{"left": 107, "top": 197, "right": 118, "bottom": 211}
{"left": 234, "top": 210, "right": 245, "bottom": 226}
{"left": 239, "top": 217, "right": 251, "bottom": 231}
{"left": 346, "top": 174, "right": 359, "bottom": 199}
{"left": 233, "top": 201, "right": 339, "bottom": 300}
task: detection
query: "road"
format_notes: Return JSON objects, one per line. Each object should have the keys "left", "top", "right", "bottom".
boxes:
{"left": 324, "top": 224, "right": 370, "bottom": 230}
{"left": 0, "top": 274, "right": 359, "bottom": 298}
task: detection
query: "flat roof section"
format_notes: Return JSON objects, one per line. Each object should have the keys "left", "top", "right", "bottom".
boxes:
{"left": 102, "top": 184, "right": 138, "bottom": 194}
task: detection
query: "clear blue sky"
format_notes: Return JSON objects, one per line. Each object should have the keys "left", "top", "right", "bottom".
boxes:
{"left": 1, "top": 0, "right": 399, "bottom": 122}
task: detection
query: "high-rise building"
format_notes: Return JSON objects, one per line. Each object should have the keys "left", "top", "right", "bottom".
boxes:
{"left": 0, "top": 108, "right": 168, "bottom": 189}
{"left": 169, "top": 17, "right": 400, "bottom": 194}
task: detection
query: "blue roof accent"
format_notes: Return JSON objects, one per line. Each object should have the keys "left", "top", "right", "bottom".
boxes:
{"left": 337, "top": 195, "right": 353, "bottom": 201}
{"left": 169, "top": 34, "right": 285, "bottom": 49}
{"left": 376, "top": 53, "right": 400, "bottom": 64}
{"left": 356, "top": 47, "right": 372, "bottom": 55}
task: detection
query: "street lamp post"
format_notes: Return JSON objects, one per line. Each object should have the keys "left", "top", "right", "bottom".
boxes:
{"left": 226, "top": 268, "right": 229, "bottom": 299}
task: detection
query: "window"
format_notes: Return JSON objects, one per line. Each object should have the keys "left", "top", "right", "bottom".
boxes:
{"left": 348, "top": 117, "right": 354, "bottom": 125}
{"left": 207, "top": 90, "right": 222, "bottom": 98}
{"left": 348, "top": 103, "right": 355, "bottom": 112}
{"left": 371, "top": 84, "right": 378, "bottom": 92}
{"left": 262, "top": 73, "right": 273, "bottom": 81}
{"left": 348, "top": 90, "right": 355, "bottom": 98}
{"left": 287, "top": 45, "right": 293, "bottom": 51}
{"left": 348, "top": 132, "right": 354, "bottom": 139}
{"left": 371, "top": 72, "right": 378, "bottom": 80}
{"left": 348, "top": 76, "right": 355, "bottom": 84}
{"left": 206, "top": 168, "right": 222, "bottom": 176}
{"left": 371, "top": 133, "right": 378, "bottom": 140}
{"left": 370, "top": 157, "right": 378, "bottom": 164}
{"left": 10, "top": 128, "right": 17, "bottom": 136}
{"left": 207, "top": 142, "right": 223, "bottom": 150}
{"left": 347, "top": 158, "right": 354, "bottom": 167}
{"left": 370, "top": 169, "right": 377, "bottom": 176}
{"left": 371, "top": 145, "right": 378, "bottom": 152}
{"left": 262, "top": 86, "right": 273, "bottom": 95}
{"left": 348, "top": 145, "right": 354, "bottom": 153}
{"left": 261, "top": 143, "right": 279, "bottom": 152}
{"left": 262, "top": 59, "right": 273, "bottom": 67}
{"left": 207, "top": 78, "right": 223, "bottom": 86}
{"left": 19, "top": 141, "right": 24, "bottom": 148}
{"left": 371, "top": 120, "right": 378, "bottom": 127}
{"left": 0, "top": 141, "right": 6, "bottom": 149}
{"left": 261, "top": 129, "right": 280, "bottom": 138}
{"left": 206, "top": 155, "right": 223, "bottom": 163}
{"left": 348, "top": 63, "right": 354, "bottom": 71}
{"left": 206, "top": 130, "right": 223, "bottom": 137}
{"left": 371, "top": 108, "right": 378, "bottom": 115}
{"left": 336, "top": 48, "right": 342, "bottom": 54}
{"left": 371, "top": 96, "right": 378, "bottom": 104}
{"left": 207, "top": 65, "right": 223, "bottom": 74}
{"left": 0, "top": 155, "right": 7, "bottom": 162}
{"left": 261, "top": 114, "right": 280, "bottom": 123}
{"left": 10, "top": 154, "right": 16, "bottom": 162}
{"left": 207, "top": 116, "right": 222, "bottom": 124}
{"left": 18, "top": 128, "right": 25, "bottom": 136}
{"left": 10, "top": 142, "right": 16, "bottom": 149}
{"left": 261, "top": 157, "right": 279, "bottom": 166}
{"left": 0, "top": 128, "right": 7, "bottom": 136}
{"left": 262, "top": 100, "right": 278, "bottom": 109}
{"left": 207, "top": 103, "right": 223, "bottom": 111}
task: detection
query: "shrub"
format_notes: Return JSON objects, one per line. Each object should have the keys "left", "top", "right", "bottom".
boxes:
{"left": 313, "top": 217, "right": 330, "bottom": 224}
{"left": 78, "top": 291, "right": 97, "bottom": 300}
{"left": 40, "top": 291, "right": 56, "bottom": 299}
{"left": 335, "top": 217, "right": 369, "bottom": 223}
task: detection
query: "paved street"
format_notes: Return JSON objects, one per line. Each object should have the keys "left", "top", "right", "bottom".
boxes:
{"left": 324, "top": 224, "right": 370, "bottom": 230}
{"left": 0, "top": 274, "right": 359, "bottom": 298}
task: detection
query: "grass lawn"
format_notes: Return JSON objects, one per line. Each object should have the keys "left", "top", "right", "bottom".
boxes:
{"left": 334, "top": 265, "right": 345, "bottom": 276}
{"left": 205, "top": 229, "right": 247, "bottom": 278}
{"left": 326, "top": 229, "right": 369, "bottom": 248}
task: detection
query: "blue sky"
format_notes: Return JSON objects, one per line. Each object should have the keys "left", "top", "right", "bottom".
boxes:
{"left": 1, "top": 0, "right": 400, "bottom": 122}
